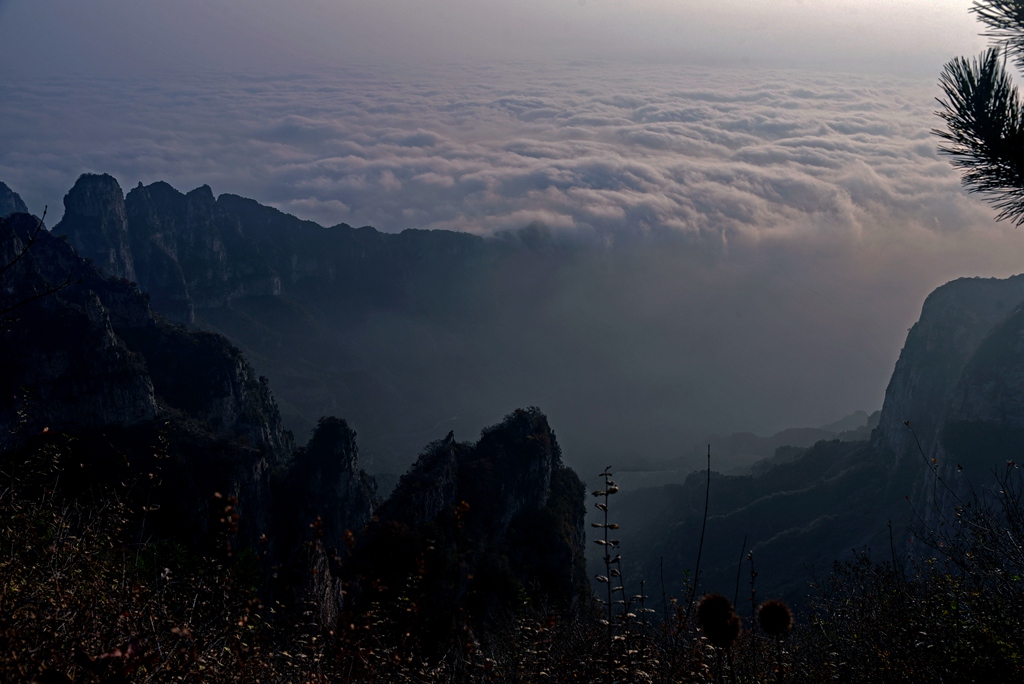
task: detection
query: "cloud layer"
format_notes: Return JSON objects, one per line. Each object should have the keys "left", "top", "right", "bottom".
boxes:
{"left": 0, "top": 63, "right": 996, "bottom": 239}
{"left": 3, "top": 63, "right": 1024, "bottom": 455}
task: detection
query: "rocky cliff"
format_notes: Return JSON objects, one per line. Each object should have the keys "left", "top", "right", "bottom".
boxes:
{"left": 121, "top": 177, "right": 480, "bottom": 326}
{"left": 278, "top": 416, "right": 378, "bottom": 553}
{"left": 929, "top": 300, "right": 1024, "bottom": 494}
{"left": 872, "top": 275, "right": 1024, "bottom": 464}
{"left": 37, "top": 175, "right": 561, "bottom": 471}
{"left": 0, "top": 207, "right": 293, "bottom": 548}
{"left": 613, "top": 273, "right": 1024, "bottom": 609}
{"left": 54, "top": 174, "right": 136, "bottom": 282}
{"left": 124, "top": 181, "right": 281, "bottom": 322}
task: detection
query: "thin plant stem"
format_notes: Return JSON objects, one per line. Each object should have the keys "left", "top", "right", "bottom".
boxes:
{"left": 688, "top": 445, "right": 711, "bottom": 618}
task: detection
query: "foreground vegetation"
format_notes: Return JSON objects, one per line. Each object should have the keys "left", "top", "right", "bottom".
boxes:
{"left": 3, "top": 438, "right": 1024, "bottom": 684}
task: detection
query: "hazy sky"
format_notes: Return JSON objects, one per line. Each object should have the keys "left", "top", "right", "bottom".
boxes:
{"left": 2, "top": 0, "right": 1022, "bottom": 448}
{"left": 0, "top": 1, "right": 986, "bottom": 76}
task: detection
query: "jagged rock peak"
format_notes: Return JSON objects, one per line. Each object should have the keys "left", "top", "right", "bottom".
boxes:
{"left": 472, "top": 407, "right": 562, "bottom": 510}
{"left": 55, "top": 173, "right": 136, "bottom": 282}
{"left": 0, "top": 181, "right": 28, "bottom": 218}
{"left": 379, "top": 431, "right": 460, "bottom": 528}
{"left": 345, "top": 407, "right": 587, "bottom": 640}
{"left": 304, "top": 416, "right": 362, "bottom": 474}
{"left": 380, "top": 407, "right": 565, "bottom": 534}
{"left": 123, "top": 179, "right": 281, "bottom": 320}
{"left": 280, "top": 416, "right": 377, "bottom": 554}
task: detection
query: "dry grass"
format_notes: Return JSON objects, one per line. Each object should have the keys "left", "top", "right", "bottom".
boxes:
{"left": 4, "top": 447, "right": 1024, "bottom": 682}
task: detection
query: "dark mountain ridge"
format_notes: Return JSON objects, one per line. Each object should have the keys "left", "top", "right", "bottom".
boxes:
{"left": 45, "top": 172, "right": 880, "bottom": 478}
{"left": 12, "top": 172, "right": 1024, "bottom": 618}
{"left": 50, "top": 174, "right": 580, "bottom": 473}
{"left": 0, "top": 201, "right": 587, "bottom": 638}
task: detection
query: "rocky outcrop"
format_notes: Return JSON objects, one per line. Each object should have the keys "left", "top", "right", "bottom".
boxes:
{"left": 54, "top": 174, "right": 136, "bottom": 281}
{"left": 374, "top": 408, "right": 576, "bottom": 558}
{"left": 0, "top": 181, "right": 28, "bottom": 218}
{"left": 347, "top": 408, "right": 587, "bottom": 644}
{"left": 379, "top": 431, "right": 460, "bottom": 528}
{"left": 280, "top": 416, "right": 377, "bottom": 553}
{"left": 274, "top": 417, "right": 378, "bottom": 629}
{"left": 115, "top": 324, "right": 292, "bottom": 456}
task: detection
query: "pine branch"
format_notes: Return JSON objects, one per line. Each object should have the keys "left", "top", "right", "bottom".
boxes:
{"left": 934, "top": 47, "right": 1024, "bottom": 225}
{"left": 972, "top": 0, "right": 1024, "bottom": 69}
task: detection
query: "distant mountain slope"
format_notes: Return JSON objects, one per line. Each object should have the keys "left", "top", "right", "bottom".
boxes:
{"left": 612, "top": 274, "right": 1024, "bottom": 609}
{"left": 614, "top": 438, "right": 889, "bottom": 607}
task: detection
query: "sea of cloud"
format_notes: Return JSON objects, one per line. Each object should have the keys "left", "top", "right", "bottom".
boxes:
{"left": 0, "top": 62, "right": 993, "bottom": 237}
{"left": 4, "top": 62, "right": 1024, "bottom": 442}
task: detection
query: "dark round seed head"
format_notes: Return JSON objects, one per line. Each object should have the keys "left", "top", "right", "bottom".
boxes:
{"left": 758, "top": 599, "right": 793, "bottom": 636}
{"left": 697, "top": 593, "right": 741, "bottom": 648}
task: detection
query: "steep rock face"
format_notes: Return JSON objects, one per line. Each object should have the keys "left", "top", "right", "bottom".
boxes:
{"left": 459, "top": 409, "right": 559, "bottom": 533}
{"left": 0, "top": 211, "right": 293, "bottom": 547}
{"left": 948, "top": 303, "right": 1024, "bottom": 430}
{"left": 346, "top": 408, "right": 588, "bottom": 645}
{"left": 115, "top": 324, "right": 292, "bottom": 456}
{"left": 54, "top": 174, "right": 136, "bottom": 281}
{"left": 373, "top": 409, "right": 570, "bottom": 554}
{"left": 1, "top": 213, "right": 157, "bottom": 441}
{"left": 934, "top": 302, "right": 1024, "bottom": 480}
{"left": 379, "top": 432, "right": 460, "bottom": 528}
{"left": 0, "top": 181, "right": 28, "bottom": 218}
{"left": 873, "top": 275, "right": 1024, "bottom": 464}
